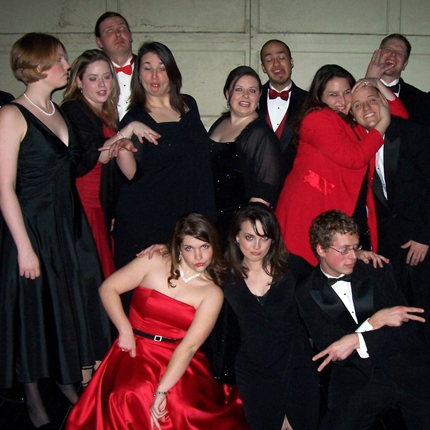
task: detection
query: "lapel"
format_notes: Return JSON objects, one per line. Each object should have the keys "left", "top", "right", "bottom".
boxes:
{"left": 310, "top": 267, "right": 374, "bottom": 328}
{"left": 259, "top": 83, "right": 269, "bottom": 118}
{"left": 383, "top": 135, "right": 400, "bottom": 201}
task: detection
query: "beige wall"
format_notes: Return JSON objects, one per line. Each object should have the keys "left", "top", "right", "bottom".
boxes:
{"left": 1, "top": 0, "right": 429, "bottom": 127}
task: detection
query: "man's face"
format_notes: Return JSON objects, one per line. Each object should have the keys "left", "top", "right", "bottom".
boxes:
{"left": 351, "top": 86, "right": 381, "bottom": 130}
{"left": 96, "top": 16, "right": 132, "bottom": 61}
{"left": 379, "top": 38, "right": 409, "bottom": 80}
{"left": 318, "top": 233, "right": 359, "bottom": 277}
{"left": 261, "top": 41, "right": 293, "bottom": 91}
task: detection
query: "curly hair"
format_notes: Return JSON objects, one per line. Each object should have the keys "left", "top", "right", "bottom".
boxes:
{"left": 309, "top": 210, "right": 359, "bottom": 257}
{"left": 226, "top": 203, "right": 289, "bottom": 284}
{"left": 166, "top": 213, "right": 226, "bottom": 288}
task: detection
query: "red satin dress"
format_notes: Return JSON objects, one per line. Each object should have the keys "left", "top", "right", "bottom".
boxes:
{"left": 75, "top": 124, "right": 116, "bottom": 279}
{"left": 66, "top": 287, "right": 249, "bottom": 430}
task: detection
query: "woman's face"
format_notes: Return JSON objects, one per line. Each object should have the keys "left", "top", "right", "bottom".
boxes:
{"left": 226, "top": 75, "right": 260, "bottom": 118}
{"left": 76, "top": 60, "right": 113, "bottom": 111}
{"left": 139, "top": 52, "right": 170, "bottom": 98}
{"left": 180, "top": 235, "right": 213, "bottom": 273}
{"left": 43, "top": 48, "right": 70, "bottom": 89}
{"left": 321, "top": 77, "right": 352, "bottom": 114}
{"left": 236, "top": 220, "right": 272, "bottom": 265}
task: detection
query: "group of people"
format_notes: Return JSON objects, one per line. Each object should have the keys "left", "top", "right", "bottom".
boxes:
{"left": 0, "top": 9, "right": 429, "bottom": 430}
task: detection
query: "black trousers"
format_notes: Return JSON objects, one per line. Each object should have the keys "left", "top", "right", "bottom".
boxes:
{"left": 320, "top": 369, "right": 430, "bottom": 430}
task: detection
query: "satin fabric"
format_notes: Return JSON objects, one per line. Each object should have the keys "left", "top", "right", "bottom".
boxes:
{"left": 66, "top": 287, "right": 249, "bottom": 430}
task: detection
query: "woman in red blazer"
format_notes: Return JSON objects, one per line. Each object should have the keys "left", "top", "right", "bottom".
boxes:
{"left": 275, "top": 64, "right": 408, "bottom": 265}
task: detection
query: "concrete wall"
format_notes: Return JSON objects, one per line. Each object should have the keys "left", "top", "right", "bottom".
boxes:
{"left": 1, "top": 0, "right": 429, "bottom": 127}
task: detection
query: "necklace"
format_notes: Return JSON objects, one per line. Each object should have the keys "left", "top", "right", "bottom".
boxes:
{"left": 179, "top": 264, "right": 201, "bottom": 283}
{"left": 23, "top": 93, "right": 55, "bottom": 116}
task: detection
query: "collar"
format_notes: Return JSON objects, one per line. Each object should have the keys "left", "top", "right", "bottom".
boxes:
{"left": 269, "top": 82, "right": 292, "bottom": 92}
{"left": 112, "top": 55, "right": 134, "bottom": 68}
{"left": 380, "top": 78, "right": 400, "bottom": 88}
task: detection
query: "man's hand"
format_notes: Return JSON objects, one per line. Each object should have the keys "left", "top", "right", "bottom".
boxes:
{"left": 369, "top": 306, "right": 425, "bottom": 330}
{"left": 401, "top": 240, "right": 429, "bottom": 266}
{"left": 312, "top": 334, "right": 359, "bottom": 372}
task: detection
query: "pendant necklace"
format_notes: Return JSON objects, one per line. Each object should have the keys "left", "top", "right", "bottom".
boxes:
{"left": 23, "top": 93, "right": 56, "bottom": 116}
{"left": 179, "top": 264, "right": 201, "bottom": 283}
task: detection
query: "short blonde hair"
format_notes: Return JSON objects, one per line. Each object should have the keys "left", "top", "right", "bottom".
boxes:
{"left": 10, "top": 33, "right": 67, "bottom": 84}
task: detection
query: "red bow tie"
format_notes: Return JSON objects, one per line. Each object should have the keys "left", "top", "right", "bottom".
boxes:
{"left": 115, "top": 59, "right": 134, "bottom": 75}
{"left": 268, "top": 88, "right": 290, "bottom": 101}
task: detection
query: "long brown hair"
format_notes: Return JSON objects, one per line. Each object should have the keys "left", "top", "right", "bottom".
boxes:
{"left": 63, "top": 49, "right": 119, "bottom": 128}
{"left": 130, "top": 41, "right": 186, "bottom": 116}
{"left": 292, "top": 64, "right": 356, "bottom": 148}
{"left": 166, "top": 213, "right": 226, "bottom": 288}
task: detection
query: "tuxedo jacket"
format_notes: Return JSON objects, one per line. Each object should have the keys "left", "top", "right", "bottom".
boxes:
{"left": 373, "top": 116, "right": 430, "bottom": 257}
{"left": 399, "top": 78, "right": 430, "bottom": 126}
{"left": 296, "top": 261, "right": 430, "bottom": 408}
{"left": 259, "top": 82, "right": 307, "bottom": 177}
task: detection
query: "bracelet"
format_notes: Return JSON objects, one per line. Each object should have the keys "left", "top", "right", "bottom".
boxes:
{"left": 117, "top": 131, "right": 125, "bottom": 139}
{"left": 154, "top": 391, "right": 167, "bottom": 396}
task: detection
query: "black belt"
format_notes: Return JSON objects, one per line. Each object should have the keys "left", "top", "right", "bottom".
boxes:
{"left": 133, "top": 328, "right": 181, "bottom": 343}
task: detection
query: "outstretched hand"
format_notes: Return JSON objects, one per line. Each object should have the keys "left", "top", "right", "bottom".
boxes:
{"left": 98, "top": 138, "right": 138, "bottom": 159}
{"left": 312, "top": 333, "right": 359, "bottom": 372}
{"left": 369, "top": 306, "right": 426, "bottom": 330}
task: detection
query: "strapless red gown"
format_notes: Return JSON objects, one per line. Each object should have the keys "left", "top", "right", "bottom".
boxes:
{"left": 66, "top": 287, "right": 249, "bottom": 430}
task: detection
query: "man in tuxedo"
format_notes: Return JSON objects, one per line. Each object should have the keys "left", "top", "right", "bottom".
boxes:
{"left": 95, "top": 12, "right": 134, "bottom": 119}
{"left": 367, "top": 33, "right": 430, "bottom": 126}
{"left": 258, "top": 40, "right": 307, "bottom": 178}
{"left": 351, "top": 84, "right": 430, "bottom": 345}
{"left": 296, "top": 209, "right": 430, "bottom": 430}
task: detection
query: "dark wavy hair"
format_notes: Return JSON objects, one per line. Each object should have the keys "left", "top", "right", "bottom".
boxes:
{"left": 292, "top": 64, "right": 356, "bottom": 147}
{"left": 130, "top": 41, "right": 186, "bottom": 116}
{"left": 226, "top": 203, "right": 289, "bottom": 284}
{"left": 166, "top": 213, "right": 226, "bottom": 288}
{"left": 63, "top": 49, "right": 119, "bottom": 128}
{"left": 309, "top": 209, "right": 359, "bottom": 258}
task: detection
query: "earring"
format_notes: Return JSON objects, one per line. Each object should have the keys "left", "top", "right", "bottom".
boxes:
{"left": 178, "top": 251, "right": 182, "bottom": 262}
{"left": 226, "top": 101, "right": 230, "bottom": 108}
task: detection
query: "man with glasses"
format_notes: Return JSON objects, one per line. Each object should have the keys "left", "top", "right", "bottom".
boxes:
{"left": 296, "top": 209, "right": 430, "bottom": 430}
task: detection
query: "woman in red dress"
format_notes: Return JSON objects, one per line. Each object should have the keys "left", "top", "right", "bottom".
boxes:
{"left": 66, "top": 213, "right": 249, "bottom": 430}
{"left": 62, "top": 49, "right": 160, "bottom": 279}
{"left": 275, "top": 65, "right": 408, "bottom": 265}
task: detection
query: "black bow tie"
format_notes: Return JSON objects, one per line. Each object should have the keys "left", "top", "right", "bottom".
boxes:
{"left": 327, "top": 274, "right": 352, "bottom": 286}
{"left": 385, "top": 82, "right": 400, "bottom": 93}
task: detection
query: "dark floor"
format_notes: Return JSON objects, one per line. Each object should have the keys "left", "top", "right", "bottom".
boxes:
{"left": 0, "top": 380, "right": 408, "bottom": 430}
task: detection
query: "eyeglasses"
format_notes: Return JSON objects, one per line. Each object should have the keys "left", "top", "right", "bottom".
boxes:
{"left": 329, "top": 244, "right": 362, "bottom": 255}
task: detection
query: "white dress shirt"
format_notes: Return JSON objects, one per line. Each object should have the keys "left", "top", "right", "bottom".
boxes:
{"left": 113, "top": 56, "right": 134, "bottom": 120}
{"left": 267, "top": 83, "right": 292, "bottom": 131}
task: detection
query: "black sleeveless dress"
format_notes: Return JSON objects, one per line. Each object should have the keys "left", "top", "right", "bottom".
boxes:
{"left": 0, "top": 104, "right": 111, "bottom": 388}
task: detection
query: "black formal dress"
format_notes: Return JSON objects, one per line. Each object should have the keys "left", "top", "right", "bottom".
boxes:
{"left": 209, "top": 117, "right": 281, "bottom": 239}
{"left": 297, "top": 262, "right": 430, "bottom": 430}
{"left": 0, "top": 104, "right": 111, "bottom": 388}
{"left": 114, "top": 95, "right": 215, "bottom": 269}
{"left": 224, "top": 269, "right": 319, "bottom": 430}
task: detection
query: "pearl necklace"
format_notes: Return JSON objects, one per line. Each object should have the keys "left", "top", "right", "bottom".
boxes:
{"left": 23, "top": 93, "right": 55, "bottom": 116}
{"left": 179, "top": 264, "right": 201, "bottom": 283}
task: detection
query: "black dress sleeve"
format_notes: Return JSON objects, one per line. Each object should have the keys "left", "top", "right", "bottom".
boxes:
{"left": 62, "top": 99, "right": 108, "bottom": 177}
{"left": 237, "top": 118, "right": 282, "bottom": 206}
